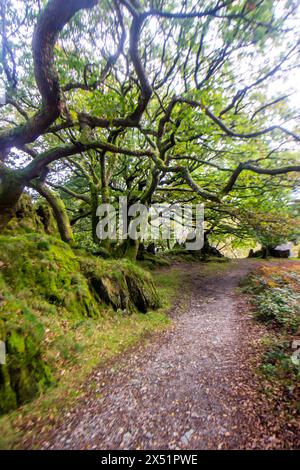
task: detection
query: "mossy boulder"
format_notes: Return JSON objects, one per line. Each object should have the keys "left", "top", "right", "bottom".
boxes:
{"left": 125, "top": 271, "right": 160, "bottom": 313}
{"left": 0, "top": 233, "right": 160, "bottom": 316}
{"left": 79, "top": 257, "right": 160, "bottom": 313}
{"left": 0, "top": 234, "right": 99, "bottom": 318}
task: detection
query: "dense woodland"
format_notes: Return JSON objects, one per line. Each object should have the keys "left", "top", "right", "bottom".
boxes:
{"left": 0, "top": 0, "right": 300, "bottom": 450}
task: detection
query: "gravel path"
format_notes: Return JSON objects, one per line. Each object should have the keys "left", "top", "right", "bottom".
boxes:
{"left": 23, "top": 260, "right": 299, "bottom": 449}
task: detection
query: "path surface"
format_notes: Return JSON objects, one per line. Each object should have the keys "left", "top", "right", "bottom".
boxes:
{"left": 25, "top": 260, "right": 299, "bottom": 449}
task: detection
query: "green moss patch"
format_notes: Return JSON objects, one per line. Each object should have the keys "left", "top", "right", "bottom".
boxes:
{"left": 4, "top": 194, "right": 57, "bottom": 236}
{"left": 0, "top": 278, "right": 53, "bottom": 415}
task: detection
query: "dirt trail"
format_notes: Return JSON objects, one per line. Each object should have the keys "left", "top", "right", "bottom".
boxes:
{"left": 24, "top": 260, "right": 299, "bottom": 449}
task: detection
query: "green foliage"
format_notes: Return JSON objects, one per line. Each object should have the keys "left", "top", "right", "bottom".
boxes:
{"left": 2, "top": 0, "right": 299, "bottom": 254}
{"left": 243, "top": 266, "right": 300, "bottom": 331}
{"left": 243, "top": 264, "right": 300, "bottom": 412}
{"left": 2, "top": 0, "right": 300, "bottom": 442}
{"left": 259, "top": 339, "right": 300, "bottom": 410}
{"left": 255, "top": 287, "right": 300, "bottom": 331}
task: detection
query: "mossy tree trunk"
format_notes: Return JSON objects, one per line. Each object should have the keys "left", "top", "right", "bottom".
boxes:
{"left": 30, "top": 180, "right": 74, "bottom": 244}
{"left": 123, "top": 238, "right": 140, "bottom": 260}
{"left": 90, "top": 183, "right": 100, "bottom": 245}
{"left": 115, "top": 202, "right": 140, "bottom": 260}
{"left": 0, "top": 170, "right": 26, "bottom": 231}
{"left": 98, "top": 153, "right": 112, "bottom": 251}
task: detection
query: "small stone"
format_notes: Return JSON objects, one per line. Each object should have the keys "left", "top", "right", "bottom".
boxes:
{"left": 181, "top": 429, "right": 194, "bottom": 446}
{"left": 122, "top": 432, "right": 132, "bottom": 446}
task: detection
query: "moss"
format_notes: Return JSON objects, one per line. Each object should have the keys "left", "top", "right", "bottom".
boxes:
{"left": 3, "top": 194, "right": 43, "bottom": 235}
{"left": 35, "top": 203, "right": 57, "bottom": 235}
{"left": 0, "top": 234, "right": 101, "bottom": 414}
{"left": 0, "top": 234, "right": 99, "bottom": 318}
{"left": 125, "top": 271, "right": 160, "bottom": 313}
{"left": 97, "top": 276, "right": 131, "bottom": 311}
{"left": 139, "top": 253, "right": 171, "bottom": 270}
{"left": 3, "top": 194, "right": 58, "bottom": 237}
{"left": 0, "top": 234, "right": 160, "bottom": 317}
{"left": 63, "top": 273, "right": 99, "bottom": 318}
{"left": 0, "top": 278, "right": 53, "bottom": 415}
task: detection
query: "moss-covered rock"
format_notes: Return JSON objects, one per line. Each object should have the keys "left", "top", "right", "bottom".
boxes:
{"left": 125, "top": 272, "right": 159, "bottom": 313}
{"left": 0, "top": 234, "right": 99, "bottom": 318}
{"left": 0, "top": 234, "right": 160, "bottom": 316}
{"left": 79, "top": 257, "right": 160, "bottom": 313}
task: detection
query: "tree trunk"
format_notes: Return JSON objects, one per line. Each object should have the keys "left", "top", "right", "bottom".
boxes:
{"left": 30, "top": 181, "right": 74, "bottom": 244}
{"left": 123, "top": 238, "right": 139, "bottom": 260}
{"left": 90, "top": 183, "right": 100, "bottom": 245}
{"left": 0, "top": 171, "right": 25, "bottom": 231}
{"left": 98, "top": 154, "right": 111, "bottom": 250}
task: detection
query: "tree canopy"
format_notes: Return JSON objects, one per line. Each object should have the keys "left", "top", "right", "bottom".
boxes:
{"left": 0, "top": 0, "right": 299, "bottom": 254}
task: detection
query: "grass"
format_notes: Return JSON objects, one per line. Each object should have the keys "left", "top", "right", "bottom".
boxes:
{"left": 153, "top": 267, "right": 182, "bottom": 303}
{"left": 0, "top": 266, "right": 183, "bottom": 449}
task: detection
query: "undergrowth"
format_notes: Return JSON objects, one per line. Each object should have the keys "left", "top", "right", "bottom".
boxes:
{"left": 242, "top": 263, "right": 300, "bottom": 415}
